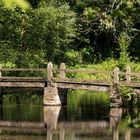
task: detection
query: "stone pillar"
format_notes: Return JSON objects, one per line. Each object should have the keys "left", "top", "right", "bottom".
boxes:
{"left": 113, "top": 67, "right": 120, "bottom": 85}
{"left": 110, "top": 84, "right": 122, "bottom": 107}
{"left": 60, "top": 63, "right": 66, "bottom": 80}
{"left": 59, "top": 63, "right": 67, "bottom": 105}
{"left": 44, "top": 84, "right": 61, "bottom": 105}
{"left": 44, "top": 62, "right": 61, "bottom": 105}
{"left": 126, "top": 65, "right": 131, "bottom": 84}
{"left": 110, "top": 67, "right": 122, "bottom": 107}
{"left": 47, "top": 62, "right": 53, "bottom": 87}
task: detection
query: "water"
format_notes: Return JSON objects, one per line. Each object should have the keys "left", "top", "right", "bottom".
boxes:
{"left": 0, "top": 91, "right": 140, "bottom": 140}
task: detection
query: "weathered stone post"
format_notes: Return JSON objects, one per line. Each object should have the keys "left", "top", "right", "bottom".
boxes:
{"left": 59, "top": 63, "right": 67, "bottom": 105}
{"left": 126, "top": 65, "right": 138, "bottom": 105}
{"left": 126, "top": 65, "right": 131, "bottom": 84}
{"left": 113, "top": 67, "right": 120, "bottom": 85}
{"left": 44, "top": 62, "right": 61, "bottom": 105}
{"left": 110, "top": 67, "right": 122, "bottom": 107}
{"left": 60, "top": 63, "right": 66, "bottom": 80}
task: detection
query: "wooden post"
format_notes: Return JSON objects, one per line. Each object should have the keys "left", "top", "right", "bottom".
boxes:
{"left": 47, "top": 62, "right": 53, "bottom": 87}
{"left": 60, "top": 63, "right": 66, "bottom": 79}
{"left": 126, "top": 65, "right": 131, "bottom": 83}
{"left": 113, "top": 67, "right": 120, "bottom": 84}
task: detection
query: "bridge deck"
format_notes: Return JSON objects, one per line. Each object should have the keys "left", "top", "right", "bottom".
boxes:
{"left": 0, "top": 79, "right": 139, "bottom": 92}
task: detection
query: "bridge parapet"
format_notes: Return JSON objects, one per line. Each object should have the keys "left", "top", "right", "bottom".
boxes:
{"left": 0, "top": 63, "right": 140, "bottom": 106}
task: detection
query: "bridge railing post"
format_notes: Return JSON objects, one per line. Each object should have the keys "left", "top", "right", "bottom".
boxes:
{"left": 44, "top": 62, "right": 61, "bottom": 105}
{"left": 47, "top": 62, "right": 53, "bottom": 87}
{"left": 110, "top": 67, "right": 122, "bottom": 107}
{"left": 126, "top": 65, "right": 131, "bottom": 84}
{"left": 60, "top": 63, "right": 66, "bottom": 80}
{"left": 113, "top": 67, "right": 120, "bottom": 84}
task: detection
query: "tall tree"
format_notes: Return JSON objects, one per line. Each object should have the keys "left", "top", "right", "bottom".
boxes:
{"left": 68, "top": 0, "right": 140, "bottom": 62}
{"left": 0, "top": 1, "right": 76, "bottom": 67}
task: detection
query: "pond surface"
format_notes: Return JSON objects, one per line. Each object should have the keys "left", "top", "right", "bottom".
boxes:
{"left": 0, "top": 91, "right": 140, "bottom": 140}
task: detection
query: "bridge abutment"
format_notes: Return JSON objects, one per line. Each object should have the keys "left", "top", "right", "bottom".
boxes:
{"left": 44, "top": 62, "right": 61, "bottom": 105}
{"left": 44, "top": 84, "right": 61, "bottom": 105}
{"left": 44, "top": 62, "right": 68, "bottom": 106}
{"left": 44, "top": 85, "right": 67, "bottom": 106}
{"left": 110, "top": 67, "right": 122, "bottom": 107}
{"left": 110, "top": 84, "right": 122, "bottom": 108}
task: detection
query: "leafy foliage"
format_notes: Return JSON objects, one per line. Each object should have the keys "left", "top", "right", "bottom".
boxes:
{"left": 0, "top": 0, "right": 140, "bottom": 67}
{"left": 0, "top": 0, "right": 76, "bottom": 67}
{"left": 118, "top": 85, "right": 133, "bottom": 106}
{"left": 1, "top": 0, "right": 31, "bottom": 10}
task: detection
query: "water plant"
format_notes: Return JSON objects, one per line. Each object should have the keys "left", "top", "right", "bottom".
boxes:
{"left": 118, "top": 85, "right": 134, "bottom": 106}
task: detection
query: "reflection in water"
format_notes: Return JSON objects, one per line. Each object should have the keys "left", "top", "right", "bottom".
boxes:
{"left": 110, "top": 108, "right": 122, "bottom": 128}
{"left": 0, "top": 106, "right": 139, "bottom": 140}
{"left": 44, "top": 106, "right": 61, "bottom": 130}
{"left": 0, "top": 92, "right": 140, "bottom": 140}
{"left": 110, "top": 108, "right": 122, "bottom": 140}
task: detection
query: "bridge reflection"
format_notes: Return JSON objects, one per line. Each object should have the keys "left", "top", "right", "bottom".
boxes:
{"left": 0, "top": 106, "right": 138, "bottom": 140}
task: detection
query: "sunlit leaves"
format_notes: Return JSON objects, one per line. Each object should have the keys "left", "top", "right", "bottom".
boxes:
{"left": 1, "top": 0, "right": 31, "bottom": 10}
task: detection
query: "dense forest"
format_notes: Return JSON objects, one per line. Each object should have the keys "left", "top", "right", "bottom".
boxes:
{"left": 0, "top": 0, "right": 140, "bottom": 68}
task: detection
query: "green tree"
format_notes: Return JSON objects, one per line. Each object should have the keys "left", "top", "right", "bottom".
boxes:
{"left": 67, "top": 0, "right": 140, "bottom": 62}
{"left": 0, "top": 1, "right": 76, "bottom": 67}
